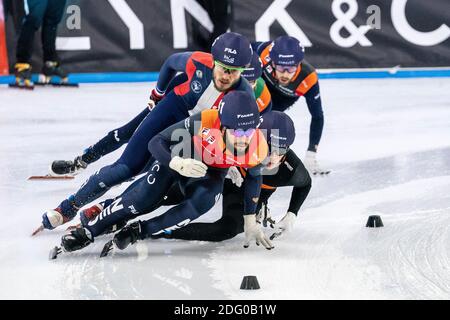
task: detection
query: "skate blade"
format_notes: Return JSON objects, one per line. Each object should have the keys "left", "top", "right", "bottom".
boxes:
{"left": 34, "top": 82, "right": 79, "bottom": 88}
{"left": 31, "top": 225, "right": 44, "bottom": 236}
{"left": 49, "top": 246, "right": 62, "bottom": 260}
{"left": 28, "top": 175, "right": 75, "bottom": 180}
{"left": 100, "top": 240, "right": 114, "bottom": 258}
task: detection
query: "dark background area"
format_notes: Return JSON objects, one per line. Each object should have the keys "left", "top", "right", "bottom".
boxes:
{"left": 3, "top": 0, "right": 449, "bottom": 73}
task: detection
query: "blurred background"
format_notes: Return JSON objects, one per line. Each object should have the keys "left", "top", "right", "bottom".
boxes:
{"left": 1, "top": 0, "right": 449, "bottom": 77}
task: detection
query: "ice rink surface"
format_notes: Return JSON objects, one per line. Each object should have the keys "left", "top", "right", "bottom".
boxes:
{"left": 0, "top": 78, "right": 449, "bottom": 299}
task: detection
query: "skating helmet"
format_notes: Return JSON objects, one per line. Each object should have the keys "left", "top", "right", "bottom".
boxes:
{"left": 242, "top": 52, "right": 263, "bottom": 82}
{"left": 259, "top": 111, "right": 296, "bottom": 151}
{"left": 218, "top": 91, "right": 260, "bottom": 130}
{"left": 211, "top": 32, "right": 253, "bottom": 69}
{"left": 269, "top": 35, "right": 304, "bottom": 66}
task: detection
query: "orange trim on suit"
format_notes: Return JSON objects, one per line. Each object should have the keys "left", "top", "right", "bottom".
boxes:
{"left": 174, "top": 52, "right": 214, "bottom": 96}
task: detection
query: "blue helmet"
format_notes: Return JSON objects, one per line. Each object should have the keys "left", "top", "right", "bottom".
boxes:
{"left": 259, "top": 111, "right": 296, "bottom": 149}
{"left": 219, "top": 91, "right": 260, "bottom": 130}
{"left": 242, "top": 53, "right": 263, "bottom": 82}
{"left": 211, "top": 32, "right": 253, "bottom": 68}
{"left": 269, "top": 35, "right": 304, "bottom": 66}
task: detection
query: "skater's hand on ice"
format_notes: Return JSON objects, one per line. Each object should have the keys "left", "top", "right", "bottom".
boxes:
{"left": 169, "top": 156, "right": 208, "bottom": 178}
{"left": 256, "top": 202, "right": 275, "bottom": 228}
{"left": 304, "top": 151, "right": 331, "bottom": 175}
{"left": 148, "top": 88, "right": 165, "bottom": 110}
{"left": 270, "top": 212, "right": 296, "bottom": 240}
{"left": 226, "top": 166, "right": 243, "bottom": 187}
{"left": 243, "top": 214, "right": 274, "bottom": 250}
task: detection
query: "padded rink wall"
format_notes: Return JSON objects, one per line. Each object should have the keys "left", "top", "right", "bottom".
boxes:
{"left": 0, "top": 0, "right": 9, "bottom": 75}
{"left": 1, "top": 0, "right": 450, "bottom": 81}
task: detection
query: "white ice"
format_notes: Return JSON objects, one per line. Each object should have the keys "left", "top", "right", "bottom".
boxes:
{"left": 0, "top": 78, "right": 449, "bottom": 299}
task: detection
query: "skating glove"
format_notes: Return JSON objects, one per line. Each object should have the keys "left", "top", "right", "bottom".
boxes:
{"left": 243, "top": 214, "right": 274, "bottom": 250}
{"left": 304, "top": 151, "right": 331, "bottom": 175}
{"left": 148, "top": 88, "right": 165, "bottom": 110}
{"left": 43, "top": 209, "right": 64, "bottom": 229}
{"left": 256, "top": 201, "right": 276, "bottom": 228}
{"left": 169, "top": 156, "right": 208, "bottom": 178}
{"left": 270, "top": 212, "right": 296, "bottom": 240}
{"left": 226, "top": 166, "right": 243, "bottom": 187}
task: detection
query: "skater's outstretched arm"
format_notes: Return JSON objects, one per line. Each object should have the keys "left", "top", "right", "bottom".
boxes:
{"left": 242, "top": 166, "right": 263, "bottom": 215}
{"left": 304, "top": 83, "right": 324, "bottom": 152}
{"left": 303, "top": 82, "right": 331, "bottom": 175}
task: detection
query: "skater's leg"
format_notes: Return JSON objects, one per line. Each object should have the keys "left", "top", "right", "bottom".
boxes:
{"left": 81, "top": 73, "right": 187, "bottom": 164}
{"left": 78, "top": 174, "right": 185, "bottom": 230}
{"left": 168, "top": 179, "right": 244, "bottom": 241}
{"left": 16, "top": 0, "right": 48, "bottom": 63}
{"left": 159, "top": 183, "right": 186, "bottom": 206}
{"left": 139, "top": 171, "right": 227, "bottom": 238}
{"left": 50, "top": 107, "right": 152, "bottom": 176}
{"left": 53, "top": 76, "right": 187, "bottom": 175}
{"left": 81, "top": 108, "right": 151, "bottom": 164}
{"left": 13, "top": 0, "right": 47, "bottom": 87}
{"left": 41, "top": 0, "right": 67, "bottom": 62}
{"left": 114, "top": 91, "right": 187, "bottom": 171}
{"left": 43, "top": 92, "right": 188, "bottom": 229}
{"left": 167, "top": 215, "right": 242, "bottom": 242}
{"left": 55, "top": 162, "right": 134, "bottom": 219}
{"left": 83, "top": 161, "right": 175, "bottom": 237}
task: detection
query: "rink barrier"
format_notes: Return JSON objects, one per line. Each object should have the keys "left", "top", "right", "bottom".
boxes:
{"left": 0, "top": 68, "right": 450, "bottom": 84}
{"left": 0, "top": 0, "right": 8, "bottom": 75}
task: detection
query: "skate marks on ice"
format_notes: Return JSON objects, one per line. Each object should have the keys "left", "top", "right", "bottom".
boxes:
{"left": 304, "top": 147, "right": 450, "bottom": 210}
{"left": 207, "top": 148, "right": 450, "bottom": 299}
{"left": 55, "top": 239, "right": 226, "bottom": 299}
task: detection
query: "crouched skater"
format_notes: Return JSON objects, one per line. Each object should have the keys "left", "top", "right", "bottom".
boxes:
{"left": 60, "top": 91, "right": 274, "bottom": 253}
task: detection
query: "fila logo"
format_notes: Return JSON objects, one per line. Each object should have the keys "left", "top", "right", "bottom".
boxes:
{"left": 201, "top": 127, "right": 210, "bottom": 136}
{"left": 224, "top": 48, "right": 237, "bottom": 54}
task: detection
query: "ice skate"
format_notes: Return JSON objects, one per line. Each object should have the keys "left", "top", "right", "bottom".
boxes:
{"left": 9, "top": 63, "right": 34, "bottom": 90}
